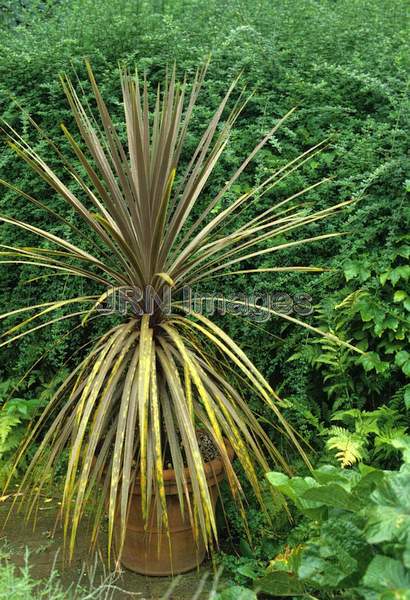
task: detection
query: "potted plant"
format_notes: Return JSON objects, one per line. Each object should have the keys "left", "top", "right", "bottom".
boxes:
{"left": 0, "top": 62, "right": 353, "bottom": 575}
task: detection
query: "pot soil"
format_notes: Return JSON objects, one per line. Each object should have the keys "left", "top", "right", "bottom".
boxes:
{"left": 116, "top": 442, "right": 234, "bottom": 576}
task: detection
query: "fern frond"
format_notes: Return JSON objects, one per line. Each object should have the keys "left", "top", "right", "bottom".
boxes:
{"left": 334, "top": 290, "right": 365, "bottom": 310}
{"left": 390, "top": 384, "right": 410, "bottom": 411}
{"left": 0, "top": 414, "right": 21, "bottom": 449}
{"left": 326, "top": 426, "right": 365, "bottom": 468}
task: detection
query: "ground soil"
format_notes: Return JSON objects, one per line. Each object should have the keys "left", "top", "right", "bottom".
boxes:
{"left": 0, "top": 492, "right": 219, "bottom": 599}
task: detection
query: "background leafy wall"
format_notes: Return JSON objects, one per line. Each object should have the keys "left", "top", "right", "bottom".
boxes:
{"left": 0, "top": 0, "right": 409, "bottom": 446}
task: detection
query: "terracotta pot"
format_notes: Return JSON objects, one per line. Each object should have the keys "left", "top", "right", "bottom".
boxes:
{"left": 116, "top": 443, "right": 233, "bottom": 576}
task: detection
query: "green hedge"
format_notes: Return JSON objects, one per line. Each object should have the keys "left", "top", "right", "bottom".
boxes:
{"left": 0, "top": 0, "right": 409, "bottom": 436}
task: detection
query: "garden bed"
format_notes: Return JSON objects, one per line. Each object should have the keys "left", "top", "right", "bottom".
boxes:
{"left": 0, "top": 495, "right": 216, "bottom": 599}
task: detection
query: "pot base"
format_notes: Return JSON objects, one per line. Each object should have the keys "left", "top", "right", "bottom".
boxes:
{"left": 116, "top": 493, "right": 208, "bottom": 576}
{"left": 115, "top": 444, "right": 232, "bottom": 576}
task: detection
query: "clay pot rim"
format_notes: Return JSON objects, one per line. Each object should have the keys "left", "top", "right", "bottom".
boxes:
{"left": 161, "top": 438, "right": 234, "bottom": 483}
{"left": 129, "top": 438, "right": 235, "bottom": 494}
{"left": 94, "top": 436, "right": 234, "bottom": 491}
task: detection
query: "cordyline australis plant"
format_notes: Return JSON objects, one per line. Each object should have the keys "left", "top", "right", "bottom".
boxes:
{"left": 0, "top": 62, "right": 354, "bottom": 562}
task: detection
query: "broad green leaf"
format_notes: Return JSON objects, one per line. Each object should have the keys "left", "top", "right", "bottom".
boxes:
{"left": 394, "top": 290, "right": 408, "bottom": 303}
{"left": 344, "top": 259, "right": 371, "bottom": 283}
{"left": 215, "top": 586, "right": 258, "bottom": 600}
{"left": 365, "top": 467, "right": 410, "bottom": 545}
{"left": 255, "top": 571, "right": 305, "bottom": 596}
{"left": 405, "top": 387, "right": 410, "bottom": 410}
{"left": 266, "top": 471, "right": 328, "bottom": 519}
{"left": 362, "top": 555, "right": 410, "bottom": 595}
{"left": 360, "top": 352, "right": 390, "bottom": 373}
{"left": 303, "top": 483, "right": 358, "bottom": 512}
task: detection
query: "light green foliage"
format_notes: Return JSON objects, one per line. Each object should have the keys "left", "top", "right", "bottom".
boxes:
{"left": 259, "top": 443, "right": 410, "bottom": 598}
{"left": 326, "top": 426, "right": 366, "bottom": 467}
{"left": 0, "top": 545, "right": 136, "bottom": 599}
{"left": 324, "top": 406, "right": 409, "bottom": 467}
{"left": 284, "top": 235, "right": 409, "bottom": 439}
{"left": 255, "top": 450, "right": 410, "bottom": 598}
{"left": 0, "top": 370, "right": 68, "bottom": 485}
{"left": 0, "top": 554, "right": 69, "bottom": 600}
{"left": 214, "top": 587, "right": 258, "bottom": 600}
{"left": 221, "top": 441, "right": 410, "bottom": 597}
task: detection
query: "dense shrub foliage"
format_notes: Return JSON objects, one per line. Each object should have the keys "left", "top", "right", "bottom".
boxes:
{"left": 0, "top": 0, "right": 409, "bottom": 595}
{"left": 1, "top": 0, "right": 408, "bottom": 411}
